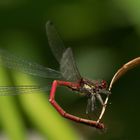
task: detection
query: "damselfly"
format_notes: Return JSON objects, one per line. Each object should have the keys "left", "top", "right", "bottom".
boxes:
{"left": 0, "top": 21, "right": 112, "bottom": 129}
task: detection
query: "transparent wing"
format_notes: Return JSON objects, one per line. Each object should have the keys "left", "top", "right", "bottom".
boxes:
{"left": 0, "top": 85, "right": 51, "bottom": 96}
{"left": 0, "top": 49, "right": 62, "bottom": 79}
{"left": 60, "top": 48, "right": 82, "bottom": 81}
{"left": 46, "top": 21, "right": 65, "bottom": 62}
{"left": 46, "top": 21, "right": 82, "bottom": 82}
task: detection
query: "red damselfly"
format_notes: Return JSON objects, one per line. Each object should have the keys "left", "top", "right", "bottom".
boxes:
{"left": 0, "top": 21, "right": 111, "bottom": 129}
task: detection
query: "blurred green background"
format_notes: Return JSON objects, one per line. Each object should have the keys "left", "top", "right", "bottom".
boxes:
{"left": 0, "top": 0, "right": 140, "bottom": 140}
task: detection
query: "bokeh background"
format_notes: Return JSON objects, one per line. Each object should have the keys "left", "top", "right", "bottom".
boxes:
{"left": 0, "top": 0, "right": 140, "bottom": 140}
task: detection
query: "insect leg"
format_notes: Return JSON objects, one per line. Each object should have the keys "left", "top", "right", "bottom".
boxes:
{"left": 86, "top": 98, "right": 91, "bottom": 114}
{"left": 95, "top": 93, "right": 104, "bottom": 105}
{"left": 99, "top": 89, "right": 111, "bottom": 95}
{"left": 91, "top": 95, "right": 96, "bottom": 112}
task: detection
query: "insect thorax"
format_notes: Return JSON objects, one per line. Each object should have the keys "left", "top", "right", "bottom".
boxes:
{"left": 79, "top": 78, "right": 98, "bottom": 96}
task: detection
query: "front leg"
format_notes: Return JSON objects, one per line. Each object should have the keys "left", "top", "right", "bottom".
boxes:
{"left": 99, "top": 89, "right": 111, "bottom": 95}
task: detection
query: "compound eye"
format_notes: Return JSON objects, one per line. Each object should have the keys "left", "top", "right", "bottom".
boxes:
{"left": 101, "top": 80, "right": 107, "bottom": 89}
